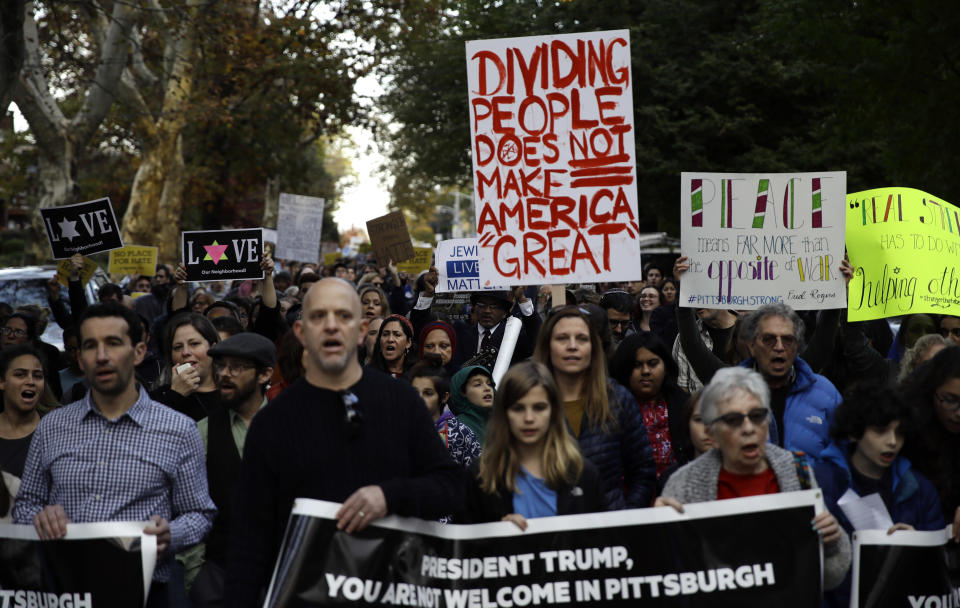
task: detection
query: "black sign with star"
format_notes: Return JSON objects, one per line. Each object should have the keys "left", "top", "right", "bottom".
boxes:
{"left": 181, "top": 228, "right": 265, "bottom": 282}
{"left": 40, "top": 197, "right": 124, "bottom": 259}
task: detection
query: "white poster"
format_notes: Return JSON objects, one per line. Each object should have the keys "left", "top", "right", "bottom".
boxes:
{"left": 435, "top": 238, "right": 508, "bottom": 293}
{"left": 679, "top": 172, "right": 847, "bottom": 310}
{"left": 466, "top": 30, "right": 642, "bottom": 287}
{"left": 275, "top": 193, "right": 325, "bottom": 263}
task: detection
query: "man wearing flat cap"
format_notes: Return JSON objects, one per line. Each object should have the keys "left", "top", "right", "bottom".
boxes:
{"left": 185, "top": 332, "right": 276, "bottom": 604}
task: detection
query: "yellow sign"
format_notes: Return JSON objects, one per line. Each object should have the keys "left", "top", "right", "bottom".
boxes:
{"left": 56, "top": 257, "right": 98, "bottom": 286}
{"left": 108, "top": 246, "right": 159, "bottom": 276}
{"left": 397, "top": 247, "right": 433, "bottom": 274}
{"left": 323, "top": 252, "right": 340, "bottom": 267}
{"left": 846, "top": 187, "right": 960, "bottom": 321}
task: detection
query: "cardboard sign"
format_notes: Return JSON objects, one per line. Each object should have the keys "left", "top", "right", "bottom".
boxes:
{"left": 276, "top": 193, "right": 325, "bottom": 263}
{"left": 262, "top": 228, "right": 278, "bottom": 245}
{"left": 436, "top": 238, "right": 509, "bottom": 292}
{"left": 466, "top": 30, "right": 642, "bottom": 287}
{"left": 846, "top": 187, "right": 960, "bottom": 320}
{"left": 679, "top": 172, "right": 847, "bottom": 310}
{"left": 181, "top": 228, "right": 264, "bottom": 282}
{"left": 108, "top": 245, "right": 158, "bottom": 277}
{"left": 366, "top": 211, "right": 415, "bottom": 265}
{"left": 396, "top": 247, "right": 433, "bottom": 275}
{"left": 40, "top": 197, "right": 124, "bottom": 259}
{"left": 56, "top": 257, "right": 99, "bottom": 287}
{"left": 266, "top": 492, "right": 823, "bottom": 607}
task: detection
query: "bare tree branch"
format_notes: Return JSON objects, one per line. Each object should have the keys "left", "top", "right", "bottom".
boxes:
{"left": 71, "top": 0, "right": 137, "bottom": 144}
{"left": 14, "top": 2, "right": 68, "bottom": 150}
{"left": 129, "top": 28, "right": 159, "bottom": 87}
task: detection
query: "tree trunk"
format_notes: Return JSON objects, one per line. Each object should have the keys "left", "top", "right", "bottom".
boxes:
{"left": 262, "top": 176, "right": 280, "bottom": 228}
{"left": 120, "top": 2, "right": 200, "bottom": 263}
{"left": 25, "top": 143, "right": 75, "bottom": 262}
{"left": 122, "top": 130, "right": 188, "bottom": 262}
{"left": 14, "top": 0, "right": 134, "bottom": 262}
{"left": 0, "top": 0, "right": 26, "bottom": 112}
{"left": 122, "top": 145, "right": 164, "bottom": 250}
{"left": 156, "top": 134, "right": 186, "bottom": 260}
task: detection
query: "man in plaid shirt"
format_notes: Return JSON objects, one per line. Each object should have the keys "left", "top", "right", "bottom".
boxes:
{"left": 14, "top": 303, "right": 216, "bottom": 605}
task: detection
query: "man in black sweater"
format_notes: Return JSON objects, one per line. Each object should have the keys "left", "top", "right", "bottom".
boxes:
{"left": 224, "top": 278, "right": 463, "bottom": 606}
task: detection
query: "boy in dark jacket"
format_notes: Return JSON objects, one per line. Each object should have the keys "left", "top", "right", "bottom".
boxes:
{"left": 813, "top": 383, "right": 944, "bottom": 608}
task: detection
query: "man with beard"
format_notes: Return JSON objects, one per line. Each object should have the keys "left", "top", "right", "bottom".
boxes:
{"left": 14, "top": 303, "right": 215, "bottom": 606}
{"left": 739, "top": 303, "right": 841, "bottom": 457}
{"left": 184, "top": 332, "right": 275, "bottom": 603}
{"left": 225, "top": 279, "right": 463, "bottom": 606}
{"left": 599, "top": 289, "right": 636, "bottom": 350}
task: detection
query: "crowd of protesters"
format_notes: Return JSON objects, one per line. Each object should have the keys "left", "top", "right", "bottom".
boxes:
{"left": 1, "top": 248, "right": 960, "bottom": 607}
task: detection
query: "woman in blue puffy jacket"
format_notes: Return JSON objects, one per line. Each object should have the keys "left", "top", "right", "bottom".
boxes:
{"left": 533, "top": 305, "right": 657, "bottom": 509}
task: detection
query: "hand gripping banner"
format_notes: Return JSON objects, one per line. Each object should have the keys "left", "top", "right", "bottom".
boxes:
{"left": 264, "top": 491, "right": 825, "bottom": 607}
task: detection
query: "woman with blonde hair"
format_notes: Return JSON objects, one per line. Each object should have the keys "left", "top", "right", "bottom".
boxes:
{"left": 534, "top": 306, "right": 656, "bottom": 509}
{"left": 462, "top": 361, "right": 603, "bottom": 529}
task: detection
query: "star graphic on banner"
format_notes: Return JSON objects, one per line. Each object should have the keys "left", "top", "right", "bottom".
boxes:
{"left": 58, "top": 218, "right": 81, "bottom": 241}
{"left": 203, "top": 241, "right": 229, "bottom": 265}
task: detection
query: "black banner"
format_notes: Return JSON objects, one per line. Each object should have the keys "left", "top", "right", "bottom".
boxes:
{"left": 0, "top": 521, "right": 155, "bottom": 607}
{"left": 852, "top": 528, "right": 960, "bottom": 608}
{"left": 265, "top": 492, "right": 823, "bottom": 607}
{"left": 40, "top": 197, "right": 124, "bottom": 259}
{"left": 181, "top": 228, "right": 264, "bottom": 282}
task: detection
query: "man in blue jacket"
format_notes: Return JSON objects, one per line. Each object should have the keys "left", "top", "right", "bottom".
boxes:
{"left": 739, "top": 303, "right": 841, "bottom": 457}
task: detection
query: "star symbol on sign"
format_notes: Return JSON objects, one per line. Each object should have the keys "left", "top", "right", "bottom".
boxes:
{"left": 58, "top": 218, "right": 81, "bottom": 241}
{"left": 203, "top": 241, "right": 229, "bottom": 265}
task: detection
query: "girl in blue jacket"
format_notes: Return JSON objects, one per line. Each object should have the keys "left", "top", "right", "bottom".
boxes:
{"left": 814, "top": 382, "right": 944, "bottom": 608}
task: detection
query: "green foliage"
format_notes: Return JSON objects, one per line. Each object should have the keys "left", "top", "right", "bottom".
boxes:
{"left": 375, "top": 0, "right": 960, "bottom": 234}
{"left": 179, "top": 2, "right": 376, "bottom": 235}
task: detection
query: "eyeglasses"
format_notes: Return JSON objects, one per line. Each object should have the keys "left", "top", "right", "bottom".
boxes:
{"left": 608, "top": 318, "right": 631, "bottom": 330}
{"left": 935, "top": 392, "right": 960, "bottom": 412}
{"left": 341, "top": 391, "right": 363, "bottom": 439}
{"left": 712, "top": 407, "right": 770, "bottom": 427}
{"left": 758, "top": 334, "right": 797, "bottom": 349}
{"left": 212, "top": 360, "right": 257, "bottom": 376}
{"left": 1, "top": 327, "right": 26, "bottom": 338}
{"left": 940, "top": 328, "right": 960, "bottom": 338}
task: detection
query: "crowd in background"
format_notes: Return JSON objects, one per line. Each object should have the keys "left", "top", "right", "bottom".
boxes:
{"left": 1, "top": 249, "right": 960, "bottom": 607}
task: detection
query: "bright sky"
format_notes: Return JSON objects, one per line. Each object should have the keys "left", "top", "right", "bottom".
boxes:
{"left": 334, "top": 124, "right": 390, "bottom": 234}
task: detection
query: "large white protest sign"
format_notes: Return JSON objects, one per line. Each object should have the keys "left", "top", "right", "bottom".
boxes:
{"left": 436, "top": 238, "right": 509, "bottom": 292}
{"left": 679, "top": 172, "right": 847, "bottom": 310}
{"left": 466, "top": 30, "right": 642, "bottom": 287}
{"left": 275, "top": 193, "right": 325, "bottom": 263}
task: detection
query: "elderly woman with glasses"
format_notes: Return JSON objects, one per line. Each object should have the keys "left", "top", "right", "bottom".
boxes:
{"left": 655, "top": 366, "right": 851, "bottom": 591}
